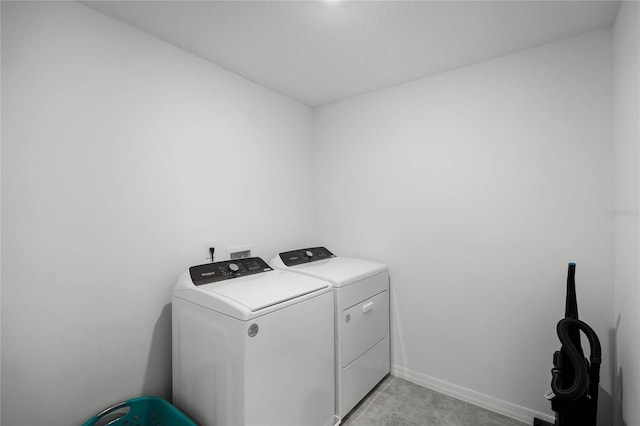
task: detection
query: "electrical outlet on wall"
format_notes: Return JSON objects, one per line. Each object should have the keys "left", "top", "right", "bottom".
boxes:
{"left": 205, "top": 239, "right": 217, "bottom": 262}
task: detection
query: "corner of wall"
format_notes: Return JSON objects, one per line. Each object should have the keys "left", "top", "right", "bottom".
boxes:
{"left": 1, "top": 0, "right": 5, "bottom": 422}
{"left": 612, "top": 2, "right": 640, "bottom": 425}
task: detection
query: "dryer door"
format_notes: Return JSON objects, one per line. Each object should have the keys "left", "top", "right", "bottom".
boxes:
{"left": 341, "top": 290, "right": 389, "bottom": 367}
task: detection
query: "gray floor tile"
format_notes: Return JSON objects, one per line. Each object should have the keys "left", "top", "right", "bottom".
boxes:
{"left": 346, "top": 399, "right": 426, "bottom": 426}
{"left": 460, "top": 403, "right": 526, "bottom": 426}
{"left": 340, "top": 375, "right": 527, "bottom": 426}
{"left": 379, "top": 378, "right": 465, "bottom": 425}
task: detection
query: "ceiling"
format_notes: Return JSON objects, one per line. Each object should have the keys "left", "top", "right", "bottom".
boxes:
{"left": 82, "top": 0, "right": 621, "bottom": 107}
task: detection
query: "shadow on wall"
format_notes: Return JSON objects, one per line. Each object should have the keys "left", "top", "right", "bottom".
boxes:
{"left": 617, "top": 368, "right": 626, "bottom": 426}
{"left": 389, "top": 275, "right": 407, "bottom": 369}
{"left": 598, "top": 323, "right": 616, "bottom": 426}
{"left": 143, "top": 304, "right": 172, "bottom": 400}
{"left": 613, "top": 314, "right": 626, "bottom": 426}
{"left": 599, "top": 385, "right": 614, "bottom": 426}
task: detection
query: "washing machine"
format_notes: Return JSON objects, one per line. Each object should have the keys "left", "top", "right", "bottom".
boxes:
{"left": 270, "top": 247, "right": 390, "bottom": 419}
{"left": 172, "top": 257, "right": 336, "bottom": 426}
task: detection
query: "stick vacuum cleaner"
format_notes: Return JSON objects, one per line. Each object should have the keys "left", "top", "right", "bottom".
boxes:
{"left": 534, "top": 263, "right": 602, "bottom": 426}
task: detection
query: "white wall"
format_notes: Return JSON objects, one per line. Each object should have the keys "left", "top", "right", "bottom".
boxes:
{"left": 0, "top": 1, "right": 3, "bottom": 422}
{"left": 1, "top": 2, "right": 316, "bottom": 425}
{"left": 1, "top": 2, "right": 625, "bottom": 425}
{"left": 314, "top": 30, "right": 614, "bottom": 423}
{"left": 613, "top": 2, "right": 640, "bottom": 426}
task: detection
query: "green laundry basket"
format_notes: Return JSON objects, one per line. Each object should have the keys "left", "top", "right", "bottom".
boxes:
{"left": 82, "top": 396, "right": 197, "bottom": 426}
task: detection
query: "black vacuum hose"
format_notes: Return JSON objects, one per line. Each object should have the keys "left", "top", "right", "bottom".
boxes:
{"left": 550, "top": 317, "right": 602, "bottom": 402}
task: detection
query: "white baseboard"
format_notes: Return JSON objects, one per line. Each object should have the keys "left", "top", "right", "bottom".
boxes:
{"left": 390, "top": 364, "right": 555, "bottom": 424}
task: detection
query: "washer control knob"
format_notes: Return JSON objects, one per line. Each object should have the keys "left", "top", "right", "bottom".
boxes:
{"left": 305, "top": 250, "right": 314, "bottom": 258}
{"left": 229, "top": 263, "right": 240, "bottom": 273}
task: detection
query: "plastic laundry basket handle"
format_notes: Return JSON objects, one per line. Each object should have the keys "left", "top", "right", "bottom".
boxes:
{"left": 91, "top": 401, "right": 130, "bottom": 426}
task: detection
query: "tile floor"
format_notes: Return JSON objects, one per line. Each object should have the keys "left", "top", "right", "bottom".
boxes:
{"left": 341, "top": 375, "right": 528, "bottom": 426}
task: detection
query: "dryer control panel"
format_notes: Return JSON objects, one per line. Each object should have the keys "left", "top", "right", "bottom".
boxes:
{"left": 279, "top": 247, "right": 335, "bottom": 267}
{"left": 189, "top": 257, "right": 273, "bottom": 286}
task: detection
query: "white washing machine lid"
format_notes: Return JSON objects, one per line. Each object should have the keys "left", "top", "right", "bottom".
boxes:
{"left": 271, "top": 255, "right": 387, "bottom": 287}
{"left": 174, "top": 268, "right": 331, "bottom": 320}
{"left": 207, "top": 272, "right": 328, "bottom": 311}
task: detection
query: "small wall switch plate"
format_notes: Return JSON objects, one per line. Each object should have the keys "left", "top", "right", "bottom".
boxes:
{"left": 205, "top": 239, "right": 217, "bottom": 262}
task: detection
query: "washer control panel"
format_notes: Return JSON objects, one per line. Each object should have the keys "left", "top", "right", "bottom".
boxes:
{"left": 189, "top": 257, "right": 273, "bottom": 286}
{"left": 279, "top": 247, "right": 335, "bottom": 267}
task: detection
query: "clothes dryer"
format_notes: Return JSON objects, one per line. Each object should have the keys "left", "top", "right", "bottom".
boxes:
{"left": 270, "top": 247, "right": 390, "bottom": 419}
{"left": 172, "top": 257, "right": 335, "bottom": 426}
